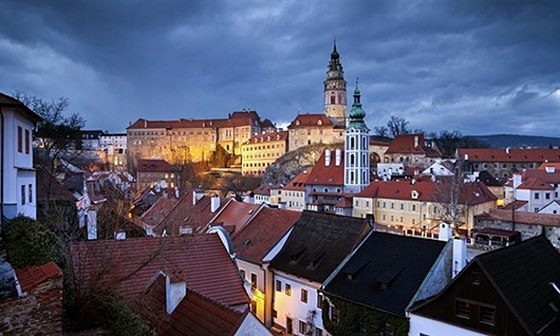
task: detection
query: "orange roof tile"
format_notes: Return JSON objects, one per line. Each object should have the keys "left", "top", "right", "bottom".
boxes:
{"left": 458, "top": 148, "right": 560, "bottom": 163}
{"left": 71, "top": 234, "right": 249, "bottom": 307}
{"left": 521, "top": 169, "right": 560, "bottom": 184}
{"left": 127, "top": 111, "right": 262, "bottom": 130}
{"left": 15, "top": 262, "right": 62, "bottom": 292}
{"left": 283, "top": 168, "right": 313, "bottom": 191}
{"left": 476, "top": 209, "right": 560, "bottom": 227}
{"left": 246, "top": 131, "right": 288, "bottom": 144}
{"left": 232, "top": 207, "right": 301, "bottom": 264}
{"left": 137, "top": 159, "right": 177, "bottom": 172}
{"left": 517, "top": 177, "right": 555, "bottom": 190}
{"left": 385, "top": 134, "right": 442, "bottom": 157}
{"left": 502, "top": 200, "right": 528, "bottom": 210}
{"left": 287, "top": 114, "right": 334, "bottom": 129}
{"left": 209, "top": 200, "right": 260, "bottom": 234}
{"left": 307, "top": 150, "right": 345, "bottom": 186}
{"left": 140, "top": 197, "right": 180, "bottom": 227}
{"left": 538, "top": 162, "right": 560, "bottom": 170}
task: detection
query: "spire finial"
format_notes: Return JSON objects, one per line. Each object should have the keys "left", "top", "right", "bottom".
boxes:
{"left": 333, "top": 38, "right": 337, "bottom": 53}
{"left": 355, "top": 77, "right": 359, "bottom": 89}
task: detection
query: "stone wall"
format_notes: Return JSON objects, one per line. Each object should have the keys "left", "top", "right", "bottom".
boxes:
{"left": 0, "top": 275, "right": 63, "bottom": 335}
{"left": 475, "top": 218, "right": 560, "bottom": 249}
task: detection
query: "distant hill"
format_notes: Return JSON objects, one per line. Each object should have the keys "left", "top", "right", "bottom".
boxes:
{"left": 464, "top": 134, "right": 560, "bottom": 148}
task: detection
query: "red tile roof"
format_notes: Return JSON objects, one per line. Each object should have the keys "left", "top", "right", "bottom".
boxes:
{"left": 521, "top": 169, "right": 560, "bottom": 184}
{"left": 232, "top": 207, "right": 301, "bottom": 264}
{"left": 476, "top": 209, "right": 560, "bottom": 227}
{"left": 356, "top": 179, "right": 497, "bottom": 205}
{"left": 385, "top": 134, "right": 442, "bottom": 157}
{"left": 70, "top": 234, "right": 249, "bottom": 307}
{"left": 458, "top": 148, "right": 560, "bottom": 163}
{"left": 155, "top": 193, "right": 227, "bottom": 236}
{"left": 307, "top": 150, "right": 345, "bottom": 186}
{"left": 209, "top": 199, "right": 260, "bottom": 234}
{"left": 283, "top": 168, "right": 313, "bottom": 191}
{"left": 128, "top": 111, "right": 261, "bottom": 130}
{"left": 253, "top": 184, "right": 282, "bottom": 196}
{"left": 36, "top": 167, "right": 78, "bottom": 203}
{"left": 137, "top": 159, "right": 177, "bottom": 172}
{"left": 288, "top": 114, "right": 334, "bottom": 129}
{"left": 140, "top": 197, "right": 180, "bottom": 227}
{"left": 15, "top": 262, "right": 63, "bottom": 292}
{"left": 502, "top": 200, "right": 528, "bottom": 210}
{"left": 138, "top": 274, "right": 248, "bottom": 336}
{"left": 517, "top": 177, "right": 555, "bottom": 191}
{"left": 246, "top": 131, "right": 288, "bottom": 144}
{"left": 538, "top": 162, "right": 560, "bottom": 170}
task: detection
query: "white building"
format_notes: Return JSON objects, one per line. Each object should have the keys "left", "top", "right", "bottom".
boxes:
{"left": 99, "top": 132, "right": 127, "bottom": 170}
{"left": 344, "top": 83, "right": 370, "bottom": 193}
{"left": 1, "top": 93, "right": 42, "bottom": 220}
{"left": 512, "top": 167, "right": 560, "bottom": 213}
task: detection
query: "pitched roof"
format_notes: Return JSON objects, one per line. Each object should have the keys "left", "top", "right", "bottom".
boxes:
{"left": 538, "top": 162, "right": 560, "bottom": 170}
{"left": 0, "top": 92, "right": 42, "bottom": 122}
{"left": 458, "top": 148, "right": 560, "bottom": 163}
{"left": 475, "top": 209, "right": 560, "bottom": 227}
{"left": 476, "top": 236, "right": 560, "bottom": 336}
{"left": 36, "top": 167, "right": 78, "bottom": 203}
{"left": 269, "top": 211, "right": 371, "bottom": 283}
{"left": 282, "top": 168, "right": 313, "bottom": 191}
{"left": 385, "top": 134, "right": 442, "bottom": 157}
{"left": 70, "top": 234, "right": 249, "bottom": 307}
{"left": 127, "top": 111, "right": 262, "bottom": 130}
{"left": 137, "top": 159, "right": 177, "bottom": 172}
{"left": 140, "top": 197, "right": 180, "bottom": 227}
{"left": 517, "top": 177, "right": 555, "bottom": 190}
{"left": 356, "top": 180, "right": 497, "bottom": 205}
{"left": 208, "top": 199, "right": 260, "bottom": 234}
{"left": 232, "top": 207, "right": 301, "bottom": 264}
{"left": 139, "top": 274, "right": 247, "bottom": 336}
{"left": 253, "top": 184, "right": 282, "bottom": 196}
{"left": 306, "top": 150, "right": 345, "bottom": 186}
{"left": 155, "top": 193, "right": 227, "bottom": 236}
{"left": 521, "top": 169, "right": 560, "bottom": 184}
{"left": 246, "top": 131, "right": 288, "bottom": 144}
{"left": 15, "top": 262, "right": 63, "bottom": 292}
{"left": 502, "top": 200, "right": 528, "bottom": 210}
{"left": 287, "top": 114, "right": 334, "bottom": 129}
{"left": 323, "top": 232, "right": 447, "bottom": 316}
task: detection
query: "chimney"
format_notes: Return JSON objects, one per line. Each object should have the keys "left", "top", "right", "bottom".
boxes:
{"left": 325, "top": 149, "right": 332, "bottom": 166}
{"left": 411, "top": 178, "right": 416, "bottom": 185}
{"left": 166, "top": 274, "right": 187, "bottom": 314}
{"left": 438, "top": 222, "right": 452, "bottom": 241}
{"left": 144, "top": 120, "right": 147, "bottom": 128}
{"left": 87, "top": 210, "right": 97, "bottom": 240}
{"left": 505, "top": 147, "right": 510, "bottom": 154}
{"left": 464, "top": 153, "right": 469, "bottom": 160}
{"left": 414, "top": 135, "right": 419, "bottom": 148}
{"left": 335, "top": 148, "right": 342, "bottom": 166}
{"left": 452, "top": 236, "right": 467, "bottom": 278}
{"left": 512, "top": 173, "right": 522, "bottom": 190}
{"left": 193, "top": 189, "right": 204, "bottom": 205}
{"left": 211, "top": 194, "right": 220, "bottom": 213}
{"left": 115, "top": 230, "right": 126, "bottom": 240}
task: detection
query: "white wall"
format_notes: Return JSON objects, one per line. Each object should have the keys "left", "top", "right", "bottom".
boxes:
{"left": 238, "top": 259, "right": 266, "bottom": 322}
{"left": 409, "top": 314, "right": 487, "bottom": 336}
{"left": 273, "top": 272, "right": 326, "bottom": 336}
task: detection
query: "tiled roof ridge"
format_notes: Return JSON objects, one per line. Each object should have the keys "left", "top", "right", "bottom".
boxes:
{"left": 15, "top": 261, "right": 63, "bottom": 292}
{"left": 187, "top": 287, "right": 245, "bottom": 317}
{"left": 153, "top": 192, "right": 193, "bottom": 228}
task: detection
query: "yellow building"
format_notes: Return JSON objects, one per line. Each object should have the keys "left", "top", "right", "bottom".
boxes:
{"left": 127, "top": 111, "right": 271, "bottom": 169}
{"left": 287, "top": 114, "right": 344, "bottom": 152}
{"left": 352, "top": 179, "right": 496, "bottom": 238}
{"left": 241, "top": 131, "right": 288, "bottom": 176}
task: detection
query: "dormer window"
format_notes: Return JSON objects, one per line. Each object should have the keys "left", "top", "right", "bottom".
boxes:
{"left": 411, "top": 190, "right": 419, "bottom": 199}
{"left": 296, "top": 120, "right": 300, "bottom": 126}
{"left": 318, "top": 119, "right": 322, "bottom": 126}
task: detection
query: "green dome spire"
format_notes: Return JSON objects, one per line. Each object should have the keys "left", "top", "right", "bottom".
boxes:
{"left": 348, "top": 78, "right": 368, "bottom": 130}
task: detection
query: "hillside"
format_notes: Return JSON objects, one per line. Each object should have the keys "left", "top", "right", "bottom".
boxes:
{"left": 464, "top": 134, "right": 560, "bottom": 148}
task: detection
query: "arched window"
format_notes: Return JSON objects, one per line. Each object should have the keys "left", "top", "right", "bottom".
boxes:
{"left": 330, "top": 94, "right": 336, "bottom": 104}
{"left": 350, "top": 171, "right": 355, "bottom": 184}
{"left": 350, "top": 137, "right": 355, "bottom": 150}
{"left": 350, "top": 154, "right": 355, "bottom": 166}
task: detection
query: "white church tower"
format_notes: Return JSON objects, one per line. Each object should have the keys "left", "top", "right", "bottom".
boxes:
{"left": 344, "top": 80, "right": 370, "bottom": 193}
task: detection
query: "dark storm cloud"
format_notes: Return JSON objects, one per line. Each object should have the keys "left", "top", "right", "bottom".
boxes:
{"left": 1, "top": 0, "right": 558, "bottom": 136}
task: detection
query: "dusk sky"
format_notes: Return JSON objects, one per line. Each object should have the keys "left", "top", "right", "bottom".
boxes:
{"left": 1, "top": 0, "right": 559, "bottom": 137}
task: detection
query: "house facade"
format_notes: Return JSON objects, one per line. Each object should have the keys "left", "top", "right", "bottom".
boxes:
{"left": 241, "top": 131, "right": 288, "bottom": 176}
{"left": 384, "top": 134, "right": 442, "bottom": 165}
{"left": 136, "top": 159, "right": 181, "bottom": 192}
{"left": 1, "top": 93, "right": 42, "bottom": 220}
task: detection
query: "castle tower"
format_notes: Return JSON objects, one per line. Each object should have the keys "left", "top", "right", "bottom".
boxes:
{"left": 344, "top": 80, "right": 370, "bottom": 193}
{"left": 323, "top": 41, "right": 347, "bottom": 126}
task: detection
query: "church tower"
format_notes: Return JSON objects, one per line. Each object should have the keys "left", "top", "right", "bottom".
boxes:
{"left": 344, "top": 80, "right": 370, "bottom": 193}
{"left": 323, "top": 41, "right": 347, "bottom": 126}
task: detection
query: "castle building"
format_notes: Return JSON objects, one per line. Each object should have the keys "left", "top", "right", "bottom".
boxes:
{"left": 241, "top": 130, "right": 288, "bottom": 176}
{"left": 344, "top": 83, "right": 370, "bottom": 193}
{"left": 127, "top": 111, "right": 270, "bottom": 169}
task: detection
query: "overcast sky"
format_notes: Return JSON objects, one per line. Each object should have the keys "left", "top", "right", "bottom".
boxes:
{"left": 1, "top": 0, "right": 559, "bottom": 137}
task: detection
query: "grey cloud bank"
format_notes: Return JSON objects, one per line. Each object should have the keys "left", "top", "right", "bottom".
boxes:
{"left": 1, "top": 0, "right": 559, "bottom": 137}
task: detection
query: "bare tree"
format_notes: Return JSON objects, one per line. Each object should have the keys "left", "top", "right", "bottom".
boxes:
{"left": 373, "top": 126, "right": 389, "bottom": 138}
{"left": 387, "top": 115, "right": 410, "bottom": 137}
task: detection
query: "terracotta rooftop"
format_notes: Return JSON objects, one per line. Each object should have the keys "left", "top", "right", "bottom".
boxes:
{"left": 282, "top": 168, "right": 313, "bottom": 191}
{"left": 385, "top": 134, "right": 442, "bottom": 157}
{"left": 208, "top": 199, "right": 260, "bottom": 234}
{"left": 458, "top": 148, "right": 560, "bottom": 163}
{"left": 232, "top": 207, "right": 301, "bottom": 264}
{"left": 356, "top": 179, "right": 497, "bottom": 205}
{"left": 253, "top": 184, "right": 282, "bottom": 196}
{"left": 154, "top": 192, "right": 227, "bottom": 236}
{"left": 128, "top": 111, "right": 262, "bottom": 130}
{"left": 521, "top": 169, "right": 560, "bottom": 184}
{"left": 139, "top": 274, "right": 248, "bottom": 336}
{"left": 287, "top": 113, "right": 334, "bottom": 129}
{"left": 517, "top": 177, "right": 555, "bottom": 191}
{"left": 36, "top": 167, "right": 78, "bottom": 203}
{"left": 538, "top": 162, "right": 560, "bottom": 170}
{"left": 71, "top": 234, "right": 249, "bottom": 307}
{"left": 15, "top": 262, "right": 63, "bottom": 292}
{"left": 502, "top": 200, "right": 528, "bottom": 210}
{"left": 140, "top": 197, "right": 180, "bottom": 227}
{"left": 476, "top": 209, "right": 560, "bottom": 227}
{"left": 137, "top": 159, "right": 177, "bottom": 172}
{"left": 306, "top": 150, "right": 345, "bottom": 186}
{"left": 246, "top": 131, "right": 288, "bottom": 144}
